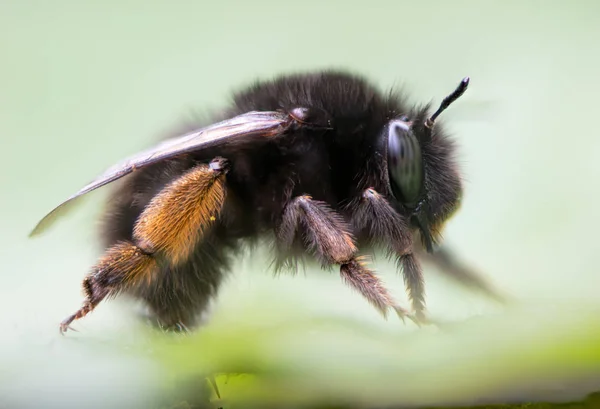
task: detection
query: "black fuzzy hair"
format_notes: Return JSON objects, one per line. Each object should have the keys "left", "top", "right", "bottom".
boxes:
{"left": 96, "top": 69, "right": 463, "bottom": 328}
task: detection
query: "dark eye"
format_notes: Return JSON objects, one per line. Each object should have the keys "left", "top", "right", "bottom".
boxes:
{"left": 387, "top": 121, "right": 423, "bottom": 205}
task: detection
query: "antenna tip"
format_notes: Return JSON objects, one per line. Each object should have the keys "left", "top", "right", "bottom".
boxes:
{"left": 459, "top": 77, "right": 470, "bottom": 91}
{"left": 455, "top": 77, "right": 470, "bottom": 96}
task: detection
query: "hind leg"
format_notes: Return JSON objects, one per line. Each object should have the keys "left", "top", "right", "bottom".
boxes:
{"left": 60, "top": 157, "right": 229, "bottom": 333}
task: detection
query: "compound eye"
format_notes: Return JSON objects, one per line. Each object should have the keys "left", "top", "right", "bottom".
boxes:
{"left": 387, "top": 120, "right": 424, "bottom": 205}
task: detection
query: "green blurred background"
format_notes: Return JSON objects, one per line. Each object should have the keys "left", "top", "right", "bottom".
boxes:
{"left": 1, "top": 1, "right": 599, "bottom": 408}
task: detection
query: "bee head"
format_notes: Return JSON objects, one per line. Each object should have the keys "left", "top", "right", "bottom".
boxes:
{"left": 384, "top": 77, "right": 469, "bottom": 252}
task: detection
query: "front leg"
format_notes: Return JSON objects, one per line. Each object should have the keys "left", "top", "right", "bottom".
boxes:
{"left": 351, "top": 188, "right": 427, "bottom": 322}
{"left": 416, "top": 245, "right": 507, "bottom": 304}
{"left": 275, "top": 195, "right": 414, "bottom": 321}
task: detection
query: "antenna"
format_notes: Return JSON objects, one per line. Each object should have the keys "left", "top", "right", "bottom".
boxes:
{"left": 425, "top": 77, "right": 470, "bottom": 128}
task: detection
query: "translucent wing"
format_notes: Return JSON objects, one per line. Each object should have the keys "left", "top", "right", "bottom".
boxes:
{"left": 30, "top": 110, "right": 294, "bottom": 237}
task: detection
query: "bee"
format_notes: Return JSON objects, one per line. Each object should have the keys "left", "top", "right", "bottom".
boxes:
{"left": 30, "top": 70, "right": 502, "bottom": 333}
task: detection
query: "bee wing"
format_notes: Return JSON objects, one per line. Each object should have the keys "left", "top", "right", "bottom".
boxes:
{"left": 29, "top": 110, "right": 293, "bottom": 237}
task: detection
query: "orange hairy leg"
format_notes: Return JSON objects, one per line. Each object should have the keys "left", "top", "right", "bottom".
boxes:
{"left": 59, "top": 157, "right": 229, "bottom": 333}
{"left": 133, "top": 158, "right": 228, "bottom": 265}
{"left": 276, "top": 195, "right": 416, "bottom": 323}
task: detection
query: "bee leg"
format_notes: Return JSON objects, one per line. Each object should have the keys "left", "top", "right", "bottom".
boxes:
{"left": 340, "top": 258, "right": 417, "bottom": 324}
{"left": 59, "top": 242, "right": 158, "bottom": 333}
{"left": 276, "top": 195, "right": 414, "bottom": 322}
{"left": 416, "top": 245, "right": 507, "bottom": 304}
{"left": 396, "top": 252, "right": 426, "bottom": 322}
{"left": 60, "top": 157, "right": 229, "bottom": 333}
{"left": 351, "top": 188, "right": 427, "bottom": 322}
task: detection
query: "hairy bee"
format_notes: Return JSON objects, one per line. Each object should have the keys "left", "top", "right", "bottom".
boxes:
{"left": 30, "top": 70, "right": 502, "bottom": 333}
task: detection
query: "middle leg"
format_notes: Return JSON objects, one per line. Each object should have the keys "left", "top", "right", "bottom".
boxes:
{"left": 275, "top": 195, "right": 413, "bottom": 321}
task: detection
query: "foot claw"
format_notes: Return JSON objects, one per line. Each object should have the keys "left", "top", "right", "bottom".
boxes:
{"left": 393, "top": 306, "right": 412, "bottom": 324}
{"left": 406, "top": 313, "right": 422, "bottom": 327}
{"left": 59, "top": 313, "right": 79, "bottom": 335}
{"left": 393, "top": 306, "right": 430, "bottom": 327}
{"left": 59, "top": 323, "right": 77, "bottom": 335}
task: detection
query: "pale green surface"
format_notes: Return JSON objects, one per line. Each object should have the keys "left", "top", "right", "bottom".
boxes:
{"left": 1, "top": 1, "right": 600, "bottom": 408}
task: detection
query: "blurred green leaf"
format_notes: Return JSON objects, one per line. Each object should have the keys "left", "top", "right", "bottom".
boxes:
{"left": 137, "top": 301, "right": 600, "bottom": 408}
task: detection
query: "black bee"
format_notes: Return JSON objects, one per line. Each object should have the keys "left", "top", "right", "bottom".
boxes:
{"left": 30, "top": 70, "right": 501, "bottom": 333}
